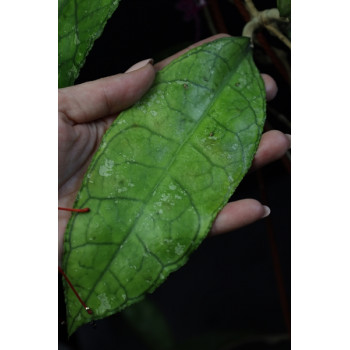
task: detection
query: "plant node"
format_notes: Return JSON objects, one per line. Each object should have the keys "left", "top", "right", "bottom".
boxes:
{"left": 242, "top": 0, "right": 291, "bottom": 49}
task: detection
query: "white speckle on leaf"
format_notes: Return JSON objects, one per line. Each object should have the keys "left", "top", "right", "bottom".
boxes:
{"left": 161, "top": 193, "right": 170, "bottom": 202}
{"left": 169, "top": 184, "right": 177, "bottom": 191}
{"left": 97, "top": 293, "right": 111, "bottom": 313}
{"left": 175, "top": 243, "right": 185, "bottom": 256}
{"left": 74, "top": 33, "right": 80, "bottom": 45}
{"left": 117, "top": 187, "right": 127, "bottom": 193}
{"left": 99, "top": 159, "right": 114, "bottom": 177}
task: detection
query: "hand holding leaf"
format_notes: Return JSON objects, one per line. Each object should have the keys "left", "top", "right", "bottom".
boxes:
{"left": 58, "top": 35, "right": 290, "bottom": 334}
{"left": 59, "top": 34, "right": 289, "bottom": 261}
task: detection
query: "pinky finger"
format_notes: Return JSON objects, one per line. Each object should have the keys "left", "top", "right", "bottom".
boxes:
{"left": 209, "top": 199, "right": 270, "bottom": 236}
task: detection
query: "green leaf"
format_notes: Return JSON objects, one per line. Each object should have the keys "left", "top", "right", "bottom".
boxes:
{"left": 58, "top": 0, "right": 121, "bottom": 88}
{"left": 62, "top": 37, "right": 266, "bottom": 335}
{"left": 277, "top": 0, "right": 291, "bottom": 18}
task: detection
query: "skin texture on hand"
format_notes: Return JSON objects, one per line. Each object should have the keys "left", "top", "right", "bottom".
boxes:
{"left": 58, "top": 34, "right": 290, "bottom": 263}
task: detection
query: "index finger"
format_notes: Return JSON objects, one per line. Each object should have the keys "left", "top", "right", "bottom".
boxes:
{"left": 58, "top": 61, "right": 155, "bottom": 124}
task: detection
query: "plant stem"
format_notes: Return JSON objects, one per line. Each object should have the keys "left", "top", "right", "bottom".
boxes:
{"left": 267, "top": 105, "right": 291, "bottom": 130}
{"left": 232, "top": 0, "right": 291, "bottom": 84}
{"left": 244, "top": 0, "right": 258, "bottom": 17}
{"left": 207, "top": 0, "right": 228, "bottom": 33}
{"left": 242, "top": 0, "right": 291, "bottom": 49}
{"left": 256, "top": 169, "right": 291, "bottom": 334}
{"left": 202, "top": 3, "right": 218, "bottom": 35}
{"left": 265, "top": 23, "right": 291, "bottom": 49}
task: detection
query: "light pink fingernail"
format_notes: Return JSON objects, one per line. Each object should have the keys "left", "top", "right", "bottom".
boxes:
{"left": 285, "top": 133, "right": 291, "bottom": 146}
{"left": 126, "top": 58, "right": 154, "bottom": 73}
{"left": 262, "top": 205, "right": 271, "bottom": 218}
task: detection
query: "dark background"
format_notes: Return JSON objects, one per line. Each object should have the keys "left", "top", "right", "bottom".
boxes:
{"left": 59, "top": 1, "right": 291, "bottom": 349}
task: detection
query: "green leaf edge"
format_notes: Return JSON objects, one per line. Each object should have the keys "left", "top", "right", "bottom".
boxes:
{"left": 62, "top": 36, "right": 266, "bottom": 335}
{"left": 58, "top": 0, "right": 122, "bottom": 88}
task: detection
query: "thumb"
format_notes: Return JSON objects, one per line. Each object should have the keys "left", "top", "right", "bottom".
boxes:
{"left": 58, "top": 58, "right": 155, "bottom": 124}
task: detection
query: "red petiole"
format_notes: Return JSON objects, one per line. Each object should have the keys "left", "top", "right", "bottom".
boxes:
{"left": 58, "top": 207, "right": 90, "bottom": 213}
{"left": 58, "top": 266, "right": 93, "bottom": 315}
{"left": 58, "top": 206, "right": 92, "bottom": 315}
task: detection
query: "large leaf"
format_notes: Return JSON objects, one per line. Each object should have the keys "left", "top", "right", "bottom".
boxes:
{"left": 62, "top": 37, "right": 266, "bottom": 335}
{"left": 58, "top": 0, "right": 121, "bottom": 88}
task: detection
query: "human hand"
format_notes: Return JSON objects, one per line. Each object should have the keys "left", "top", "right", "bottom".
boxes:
{"left": 58, "top": 34, "right": 290, "bottom": 262}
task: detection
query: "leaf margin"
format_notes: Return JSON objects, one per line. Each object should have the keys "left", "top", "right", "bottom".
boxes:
{"left": 62, "top": 36, "right": 267, "bottom": 335}
{"left": 58, "top": 0, "right": 121, "bottom": 88}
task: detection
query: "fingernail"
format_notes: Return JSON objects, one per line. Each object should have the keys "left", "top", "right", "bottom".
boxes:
{"left": 285, "top": 133, "right": 291, "bottom": 146}
{"left": 126, "top": 58, "right": 154, "bottom": 73}
{"left": 262, "top": 205, "right": 271, "bottom": 218}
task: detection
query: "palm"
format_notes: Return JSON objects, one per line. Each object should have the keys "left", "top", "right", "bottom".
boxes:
{"left": 58, "top": 116, "right": 105, "bottom": 261}
{"left": 58, "top": 111, "right": 110, "bottom": 196}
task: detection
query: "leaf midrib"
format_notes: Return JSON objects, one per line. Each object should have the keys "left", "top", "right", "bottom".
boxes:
{"left": 68, "top": 39, "right": 250, "bottom": 331}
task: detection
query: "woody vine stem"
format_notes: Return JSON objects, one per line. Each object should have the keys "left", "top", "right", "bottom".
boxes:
{"left": 242, "top": 0, "right": 291, "bottom": 49}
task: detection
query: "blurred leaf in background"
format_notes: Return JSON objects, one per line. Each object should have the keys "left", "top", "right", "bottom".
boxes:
{"left": 277, "top": 0, "right": 290, "bottom": 17}
{"left": 58, "top": 0, "right": 121, "bottom": 88}
{"left": 277, "top": 0, "right": 291, "bottom": 39}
